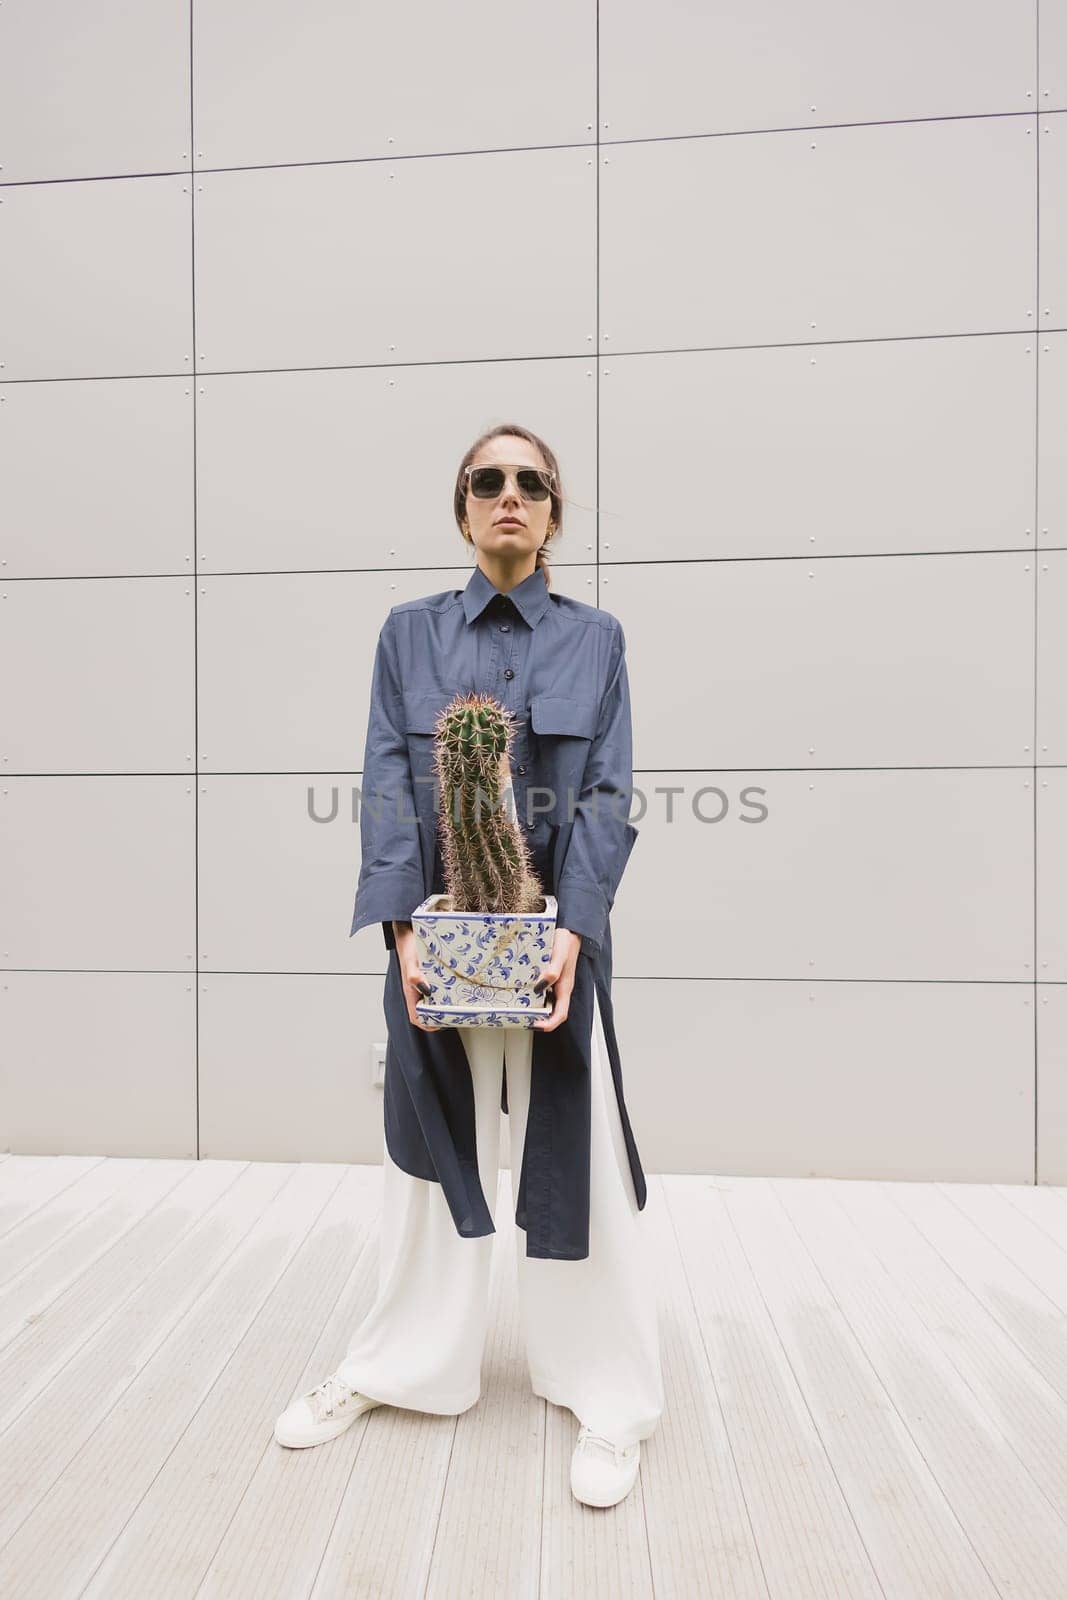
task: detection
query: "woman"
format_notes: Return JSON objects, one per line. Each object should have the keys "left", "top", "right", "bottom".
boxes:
{"left": 275, "top": 425, "right": 663, "bottom": 1507}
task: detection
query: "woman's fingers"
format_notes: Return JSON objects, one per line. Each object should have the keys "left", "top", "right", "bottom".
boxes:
{"left": 402, "top": 957, "right": 575, "bottom": 1033}
{"left": 531, "top": 970, "right": 571, "bottom": 1031}
{"left": 530, "top": 929, "right": 581, "bottom": 1031}
{"left": 392, "top": 926, "right": 442, "bottom": 1031}
{"left": 532, "top": 998, "right": 567, "bottom": 1030}
{"left": 403, "top": 966, "right": 442, "bottom": 1031}
{"left": 532, "top": 959, "right": 561, "bottom": 996}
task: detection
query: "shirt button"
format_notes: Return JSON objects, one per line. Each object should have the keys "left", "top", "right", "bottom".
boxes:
{"left": 503, "top": 668, "right": 514, "bottom": 680}
{"left": 499, "top": 623, "right": 510, "bottom": 632}
{"left": 517, "top": 765, "right": 527, "bottom": 775}
{"left": 525, "top": 821, "right": 535, "bottom": 831}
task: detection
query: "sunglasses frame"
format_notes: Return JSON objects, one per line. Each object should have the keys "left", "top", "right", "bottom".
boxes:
{"left": 464, "top": 462, "right": 557, "bottom": 500}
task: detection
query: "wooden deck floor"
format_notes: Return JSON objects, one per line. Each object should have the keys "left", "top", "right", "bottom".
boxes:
{"left": 1, "top": 1153, "right": 1066, "bottom": 1598}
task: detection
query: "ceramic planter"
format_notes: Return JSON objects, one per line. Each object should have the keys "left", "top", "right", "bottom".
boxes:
{"left": 411, "top": 893, "right": 558, "bottom": 1028}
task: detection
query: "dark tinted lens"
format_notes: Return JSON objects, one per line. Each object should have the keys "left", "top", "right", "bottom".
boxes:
{"left": 469, "top": 467, "right": 505, "bottom": 497}
{"left": 517, "top": 469, "right": 551, "bottom": 500}
{"left": 468, "top": 466, "right": 552, "bottom": 500}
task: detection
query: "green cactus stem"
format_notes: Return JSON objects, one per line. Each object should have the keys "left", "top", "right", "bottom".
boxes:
{"left": 432, "top": 692, "right": 546, "bottom": 915}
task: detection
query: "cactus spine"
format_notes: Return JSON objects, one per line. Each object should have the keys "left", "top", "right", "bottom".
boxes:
{"left": 432, "top": 693, "right": 545, "bottom": 915}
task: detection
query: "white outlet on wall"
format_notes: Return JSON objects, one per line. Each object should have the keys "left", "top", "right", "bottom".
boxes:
{"left": 370, "top": 1042, "right": 387, "bottom": 1088}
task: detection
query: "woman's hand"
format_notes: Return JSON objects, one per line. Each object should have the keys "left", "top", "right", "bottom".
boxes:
{"left": 392, "top": 920, "right": 444, "bottom": 1031}
{"left": 529, "top": 927, "right": 581, "bottom": 1031}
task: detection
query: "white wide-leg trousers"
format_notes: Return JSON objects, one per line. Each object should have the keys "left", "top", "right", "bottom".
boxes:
{"left": 337, "top": 985, "right": 664, "bottom": 1449}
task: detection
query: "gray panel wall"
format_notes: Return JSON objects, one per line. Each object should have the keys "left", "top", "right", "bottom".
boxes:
{"left": 1, "top": 2, "right": 1065, "bottom": 1181}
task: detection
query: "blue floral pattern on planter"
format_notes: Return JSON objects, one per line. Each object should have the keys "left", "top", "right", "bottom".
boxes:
{"left": 411, "top": 895, "right": 558, "bottom": 1028}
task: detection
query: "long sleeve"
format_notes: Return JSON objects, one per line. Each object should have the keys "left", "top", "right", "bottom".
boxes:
{"left": 349, "top": 610, "right": 425, "bottom": 952}
{"left": 554, "top": 620, "right": 639, "bottom": 959}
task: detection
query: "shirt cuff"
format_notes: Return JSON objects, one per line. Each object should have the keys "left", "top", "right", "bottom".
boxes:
{"left": 350, "top": 876, "right": 425, "bottom": 941}
{"left": 554, "top": 880, "right": 609, "bottom": 957}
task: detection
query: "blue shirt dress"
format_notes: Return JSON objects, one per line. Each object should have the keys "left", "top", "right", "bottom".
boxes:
{"left": 350, "top": 562, "right": 646, "bottom": 1259}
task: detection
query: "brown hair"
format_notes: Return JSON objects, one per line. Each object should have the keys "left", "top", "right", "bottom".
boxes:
{"left": 453, "top": 423, "right": 564, "bottom": 590}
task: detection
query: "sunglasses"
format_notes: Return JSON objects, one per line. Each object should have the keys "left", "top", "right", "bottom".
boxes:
{"left": 464, "top": 463, "right": 556, "bottom": 501}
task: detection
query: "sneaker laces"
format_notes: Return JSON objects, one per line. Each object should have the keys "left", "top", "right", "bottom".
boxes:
{"left": 307, "top": 1373, "right": 358, "bottom": 1420}
{"left": 576, "top": 1425, "right": 635, "bottom": 1464}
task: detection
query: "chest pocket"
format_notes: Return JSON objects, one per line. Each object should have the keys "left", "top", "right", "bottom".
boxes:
{"left": 401, "top": 691, "right": 460, "bottom": 812}
{"left": 402, "top": 690, "right": 453, "bottom": 734}
{"left": 529, "top": 695, "right": 598, "bottom": 739}
{"left": 528, "top": 696, "right": 598, "bottom": 826}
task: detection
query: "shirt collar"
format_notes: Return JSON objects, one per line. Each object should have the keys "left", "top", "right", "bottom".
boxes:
{"left": 461, "top": 562, "right": 551, "bottom": 629}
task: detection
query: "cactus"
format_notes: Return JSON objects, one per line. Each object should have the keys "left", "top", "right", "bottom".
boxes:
{"left": 431, "top": 693, "right": 546, "bottom": 916}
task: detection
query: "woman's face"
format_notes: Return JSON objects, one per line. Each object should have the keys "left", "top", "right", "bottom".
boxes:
{"left": 463, "top": 436, "right": 554, "bottom": 565}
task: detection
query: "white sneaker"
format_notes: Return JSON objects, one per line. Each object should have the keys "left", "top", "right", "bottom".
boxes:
{"left": 570, "top": 1425, "right": 641, "bottom": 1507}
{"left": 274, "top": 1371, "right": 384, "bottom": 1448}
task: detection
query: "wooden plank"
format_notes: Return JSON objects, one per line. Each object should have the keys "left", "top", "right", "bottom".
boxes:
{"left": 0, "top": 1161, "right": 319, "bottom": 1594}
{"left": 423, "top": 1171, "right": 543, "bottom": 1600}
{"left": 928, "top": 1181, "right": 1067, "bottom": 1311}
{"left": 539, "top": 1373, "right": 654, "bottom": 1600}
{"left": 0, "top": 1159, "right": 249, "bottom": 1432}
{"left": 665, "top": 1172, "right": 883, "bottom": 1599}
{"left": 3, "top": 1155, "right": 1063, "bottom": 1598}
{"left": 724, "top": 1175, "right": 999, "bottom": 1599}
{"left": 776, "top": 1175, "right": 1067, "bottom": 1599}
{"left": 0, "top": 1159, "right": 193, "bottom": 1337}
{"left": 829, "top": 1178, "right": 1067, "bottom": 1511}
{"left": 0, "top": 1153, "right": 108, "bottom": 1236}
{"left": 80, "top": 1164, "right": 381, "bottom": 1599}
{"left": 637, "top": 1174, "right": 766, "bottom": 1600}
{"left": 523, "top": 1161, "right": 653, "bottom": 1600}
{"left": 890, "top": 1180, "right": 1067, "bottom": 1398}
